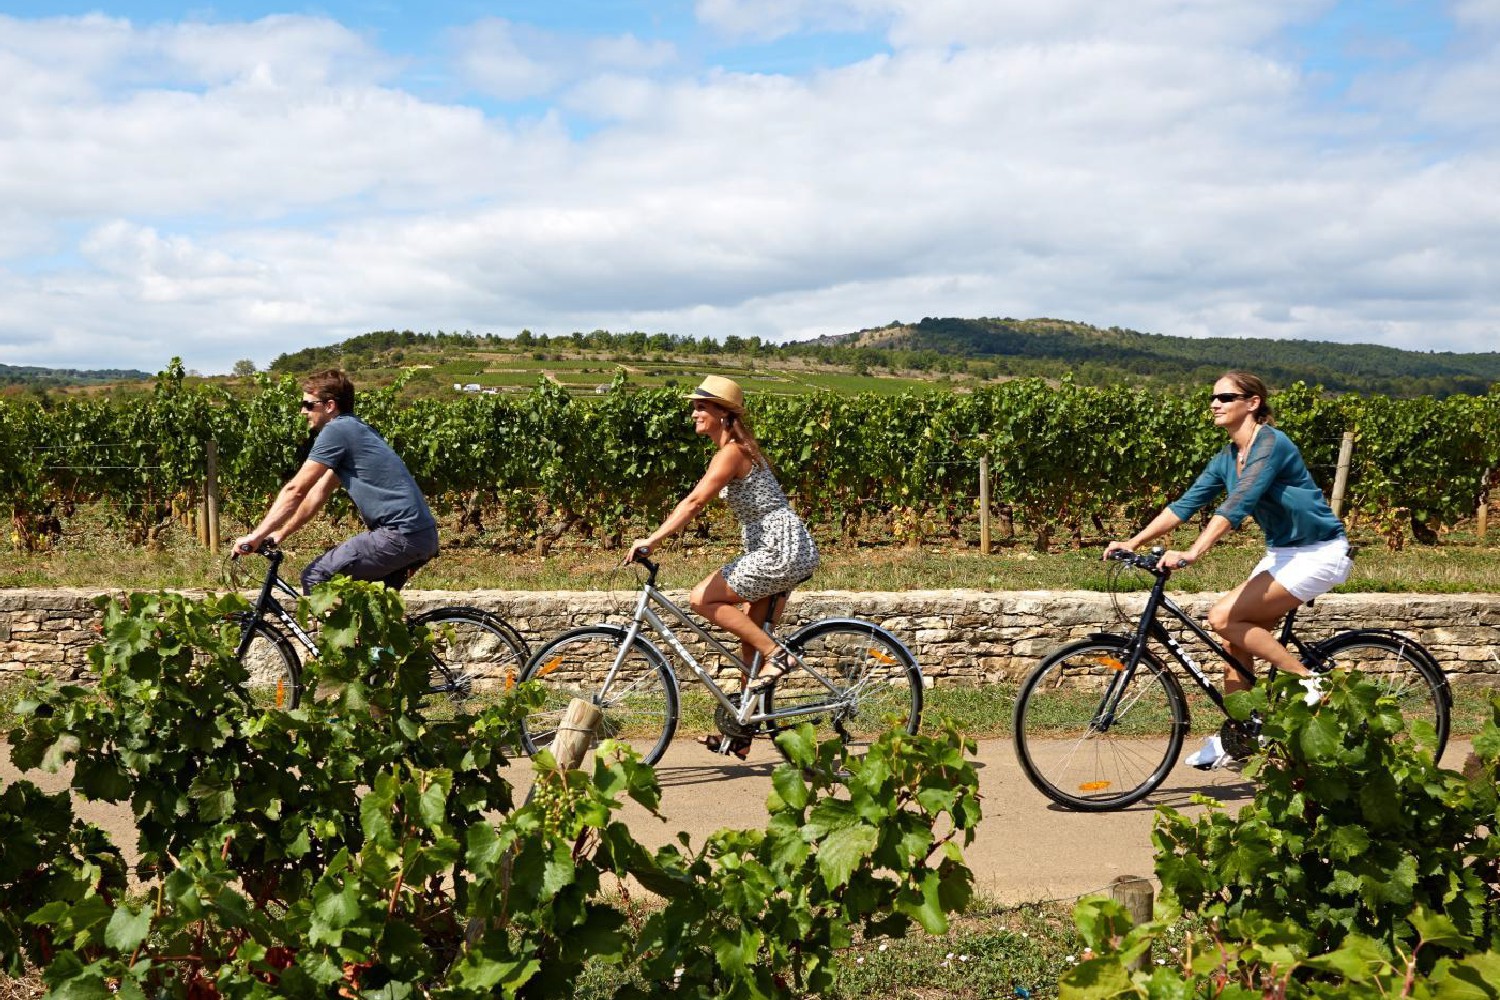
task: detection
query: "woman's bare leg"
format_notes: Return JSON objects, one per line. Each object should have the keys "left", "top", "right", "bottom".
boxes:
{"left": 737, "top": 595, "right": 777, "bottom": 673}
{"left": 1206, "top": 572, "right": 1307, "bottom": 695}
{"left": 690, "top": 571, "right": 778, "bottom": 664}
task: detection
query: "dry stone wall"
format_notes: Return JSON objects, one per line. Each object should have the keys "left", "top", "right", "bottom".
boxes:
{"left": 3, "top": 587, "right": 1499, "bottom": 687}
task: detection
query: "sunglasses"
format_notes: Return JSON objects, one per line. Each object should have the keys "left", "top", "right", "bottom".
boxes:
{"left": 1210, "top": 392, "right": 1250, "bottom": 404}
{"left": 299, "top": 399, "right": 325, "bottom": 411}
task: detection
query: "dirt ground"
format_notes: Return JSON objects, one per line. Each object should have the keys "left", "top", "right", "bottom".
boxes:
{"left": 4, "top": 735, "right": 1472, "bottom": 905}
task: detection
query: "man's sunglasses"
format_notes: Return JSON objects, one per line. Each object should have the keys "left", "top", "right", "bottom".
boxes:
{"left": 1210, "top": 392, "right": 1250, "bottom": 403}
{"left": 299, "top": 399, "right": 326, "bottom": 411}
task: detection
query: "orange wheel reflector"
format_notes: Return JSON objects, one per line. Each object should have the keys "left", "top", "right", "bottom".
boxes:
{"left": 1079, "top": 781, "right": 1112, "bottom": 792}
{"left": 275, "top": 678, "right": 286, "bottom": 708}
{"left": 1086, "top": 656, "right": 1125, "bottom": 671}
{"left": 538, "top": 657, "right": 563, "bottom": 677}
{"left": 505, "top": 671, "right": 516, "bottom": 691}
{"left": 869, "top": 649, "right": 897, "bottom": 664}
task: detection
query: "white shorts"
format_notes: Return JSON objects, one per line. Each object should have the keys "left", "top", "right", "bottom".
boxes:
{"left": 1250, "top": 536, "right": 1352, "bottom": 602}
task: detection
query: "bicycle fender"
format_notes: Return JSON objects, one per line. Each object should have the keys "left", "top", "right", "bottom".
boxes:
{"left": 1083, "top": 632, "right": 1133, "bottom": 645}
{"left": 784, "top": 618, "right": 922, "bottom": 674}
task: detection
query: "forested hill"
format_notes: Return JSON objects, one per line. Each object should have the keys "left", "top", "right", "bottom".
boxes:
{"left": 789, "top": 318, "right": 1500, "bottom": 396}
{"left": 1, "top": 362, "right": 152, "bottom": 388}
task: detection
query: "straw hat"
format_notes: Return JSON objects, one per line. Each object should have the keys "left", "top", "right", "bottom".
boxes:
{"left": 684, "top": 375, "right": 745, "bottom": 412}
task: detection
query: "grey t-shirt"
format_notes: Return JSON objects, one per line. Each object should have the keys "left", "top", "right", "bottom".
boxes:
{"left": 307, "top": 415, "right": 436, "bottom": 534}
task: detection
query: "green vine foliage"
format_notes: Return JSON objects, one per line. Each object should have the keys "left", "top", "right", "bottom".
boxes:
{"left": 3, "top": 369, "right": 1497, "bottom": 549}
{"left": 1059, "top": 673, "right": 1500, "bottom": 998}
{"left": 0, "top": 580, "right": 980, "bottom": 998}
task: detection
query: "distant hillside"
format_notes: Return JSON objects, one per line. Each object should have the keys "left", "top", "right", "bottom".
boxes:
{"left": 0, "top": 362, "right": 152, "bottom": 388}
{"left": 263, "top": 318, "right": 1500, "bottom": 399}
{"left": 789, "top": 318, "right": 1500, "bottom": 396}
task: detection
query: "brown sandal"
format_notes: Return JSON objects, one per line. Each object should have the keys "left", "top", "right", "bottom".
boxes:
{"left": 701, "top": 734, "right": 753, "bottom": 760}
{"left": 745, "top": 650, "right": 800, "bottom": 695}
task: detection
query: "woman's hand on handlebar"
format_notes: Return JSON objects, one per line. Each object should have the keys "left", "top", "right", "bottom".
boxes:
{"left": 1102, "top": 540, "right": 1134, "bottom": 562}
{"left": 1162, "top": 549, "right": 1195, "bottom": 570}
{"left": 624, "top": 539, "right": 652, "bottom": 566}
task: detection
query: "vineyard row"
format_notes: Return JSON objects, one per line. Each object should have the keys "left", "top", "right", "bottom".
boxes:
{"left": 3, "top": 363, "right": 1497, "bottom": 549}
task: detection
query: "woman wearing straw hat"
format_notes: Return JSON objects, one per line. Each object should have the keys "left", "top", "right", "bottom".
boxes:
{"left": 627, "top": 375, "right": 820, "bottom": 697}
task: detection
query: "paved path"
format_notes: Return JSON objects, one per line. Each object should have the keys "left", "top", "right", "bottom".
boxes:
{"left": 3, "top": 737, "right": 1472, "bottom": 905}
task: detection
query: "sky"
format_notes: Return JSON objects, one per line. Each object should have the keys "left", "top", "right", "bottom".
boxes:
{"left": 1, "top": 0, "right": 1497, "bottom": 375}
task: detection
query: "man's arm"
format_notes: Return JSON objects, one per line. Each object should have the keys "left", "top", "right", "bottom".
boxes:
{"left": 232, "top": 461, "right": 336, "bottom": 553}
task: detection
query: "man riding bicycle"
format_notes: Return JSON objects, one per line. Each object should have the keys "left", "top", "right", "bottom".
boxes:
{"left": 232, "top": 369, "right": 439, "bottom": 593}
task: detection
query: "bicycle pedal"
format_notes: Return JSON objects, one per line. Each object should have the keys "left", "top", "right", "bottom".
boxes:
{"left": 701, "top": 734, "right": 753, "bottom": 760}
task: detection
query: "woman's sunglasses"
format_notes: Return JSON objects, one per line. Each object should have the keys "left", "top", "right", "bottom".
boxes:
{"left": 1210, "top": 392, "right": 1250, "bottom": 403}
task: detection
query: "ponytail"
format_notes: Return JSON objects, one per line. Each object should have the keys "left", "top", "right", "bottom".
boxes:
{"left": 722, "top": 410, "right": 774, "bottom": 472}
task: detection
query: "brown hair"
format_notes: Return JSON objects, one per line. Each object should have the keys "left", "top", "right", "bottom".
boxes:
{"left": 1221, "top": 370, "right": 1274, "bottom": 425}
{"left": 703, "top": 399, "right": 773, "bottom": 472}
{"left": 302, "top": 369, "right": 355, "bottom": 415}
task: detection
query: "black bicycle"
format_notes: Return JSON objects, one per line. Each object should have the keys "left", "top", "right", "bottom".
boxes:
{"left": 228, "top": 542, "right": 529, "bottom": 712}
{"left": 1012, "top": 547, "right": 1451, "bottom": 811}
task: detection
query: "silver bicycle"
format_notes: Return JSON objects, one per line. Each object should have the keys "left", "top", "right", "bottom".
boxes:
{"left": 516, "top": 555, "right": 923, "bottom": 766}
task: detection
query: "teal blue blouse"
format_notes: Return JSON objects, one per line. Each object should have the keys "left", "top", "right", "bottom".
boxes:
{"left": 1167, "top": 425, "right": 1344, "bottom": 548}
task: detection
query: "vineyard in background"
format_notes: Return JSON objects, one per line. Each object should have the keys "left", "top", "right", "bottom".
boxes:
{"left": 2, "top": 361, "right": 1497, "bottom": 554}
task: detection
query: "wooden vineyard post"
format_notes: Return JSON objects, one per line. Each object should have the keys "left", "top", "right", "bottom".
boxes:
{"left": 1110, "top": 875, "right": 1155, "bottom": 971}
{"left": 204, "top": 439, "right": 220, "bottom": 552}
{"left": 1329, "top": 431, "right": 1355, "bottom": 518}
{"left": 979, "top": 455, "right": 991, "bottom": 555}
{"left": 470, "top": 697, "right": 602, "bottom": 946}
{"left": 1478, "top": 471, "right": 1489, "bottom": 541}
{"left": 552, "top": 697, "right": 603, "bottom": 770}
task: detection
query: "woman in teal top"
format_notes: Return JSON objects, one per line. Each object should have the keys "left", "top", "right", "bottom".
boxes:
{"left": 1105, "top": 371, "right": 1351, "bottom": 768}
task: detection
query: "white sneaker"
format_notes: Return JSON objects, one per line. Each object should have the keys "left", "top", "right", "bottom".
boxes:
{"left": 1299, "top": 676, "right": 1325, "bottom": 707}
{"left": 1185, "top": 735, "right": 1229, "bottom": 770}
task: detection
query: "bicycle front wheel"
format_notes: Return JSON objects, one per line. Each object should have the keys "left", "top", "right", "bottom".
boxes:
{"left": 1310, "top": 630, "right": 1450, "bottom": 762}
{"left": 766, "top": 620, "right": 923, "bottom": 754}
{"left": 231, "top": 614, "right": 301, "bottom": 710}
{"left": 409, "top": 607, "right": 529, "bottom": 716}
{"left": 1013, "top": 638, "right": 1188, "bottom": 811}
{"left": 517, "top": 628, "right": 679, "bottom": 766}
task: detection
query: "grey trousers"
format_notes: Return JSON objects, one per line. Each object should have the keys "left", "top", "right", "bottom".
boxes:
{"left": 301, "top": 525, "right": 440, "bottom": 594}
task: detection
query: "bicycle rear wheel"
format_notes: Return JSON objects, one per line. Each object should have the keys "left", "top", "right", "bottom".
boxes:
{"left": 1309, "top": 630, "right": 1450, "bottom": 762}
{"left": 765, "top": 619, "right": 922, "bottom": 755}
{"left": 409, "top": 607, "right": 529, "bottom": 717}
{"left": 230, "top": 614, "right": 301, "bottom": 710}
{"left": 1012, "top": 637, "right": 1188, "bottom": 811}
{"left": 517, "top": 627, "right": 679, "bottom": 766}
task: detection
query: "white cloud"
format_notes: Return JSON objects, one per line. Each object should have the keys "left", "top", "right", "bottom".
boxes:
{"left": 1, "top": 1, "right": 1499, "bottom": 373}
{"left": 694, "top": 0, "right": 876, "bottom": 41}
{"left": 452, "top": 18, "right": 677, "bottom": 100}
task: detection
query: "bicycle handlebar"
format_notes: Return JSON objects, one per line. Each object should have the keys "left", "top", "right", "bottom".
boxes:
{"left": 1106, "top": 547, "right": 1174, "bottom": 574}
{"left": 236, "top": 539, "right": 283, "bottom": 562}
{"left": 626, "top": 549, "right": 661, "bottom": 584}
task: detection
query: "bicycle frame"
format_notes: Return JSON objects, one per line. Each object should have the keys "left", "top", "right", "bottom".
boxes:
{"left": 602, "top": 559, "right": 852, "bottom": 728}
{"left": 234, "top": 545, "right": 318, "bottom": 659}
{"left": 1104, "top": 555, "right": 1316, "bottom": 725}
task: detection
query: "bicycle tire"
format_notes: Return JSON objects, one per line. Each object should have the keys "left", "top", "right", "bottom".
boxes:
{"left": 765, "top": 619, "right": 923, "bottom": 757}
{"left": 1309, "top": 629, "right": 1451, "bottom": 762}
{"left": 1012, "top": 636, "right": 1189, "bottom": 811}
{"left": 517, "top": 626, "right": 680, "bottom": 766}
{"left": 230, "top": 613, "right": 301, "bottom": 710}
{"left": 408, "top": 606, "right": 529, "bottom": 716}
